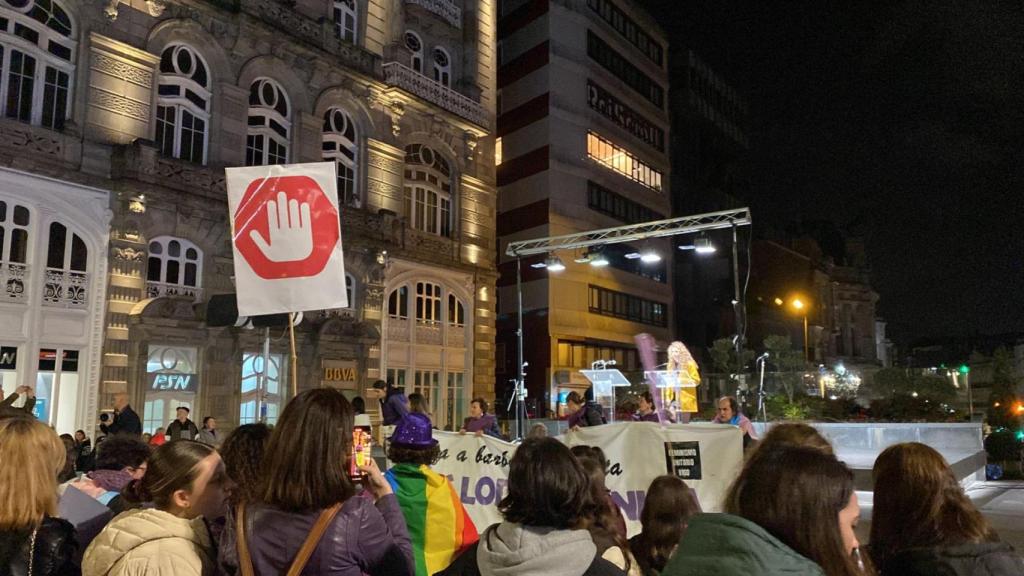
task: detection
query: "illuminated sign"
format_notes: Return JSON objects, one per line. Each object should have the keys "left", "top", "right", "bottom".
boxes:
{"left": 588, "top": 80, "right": 665, "bottom": 152}
{"left": 148, "top": 373, "right": 198, "bottom": 392}
{"left": 322, "top": 359, "right": 358, "bottom": 389}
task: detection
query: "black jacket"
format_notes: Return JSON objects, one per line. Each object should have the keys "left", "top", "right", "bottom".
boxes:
{"left": 166, "top": 418, "right": 199, "bottom": 442}
{"left": 435, "top": 541, "right": 625, "bottom": 576}
{"left": 100, "top": 405, "right": 142, "bottom": 436}
{"left": 884, "top": 541, "right": 1024, "bottom": 576}
{"left": 0, "top": 516, "right": 80, "bottom": 576}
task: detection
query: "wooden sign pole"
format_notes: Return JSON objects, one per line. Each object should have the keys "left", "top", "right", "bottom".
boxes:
{"left": 289, "top": 312, "right": 299, "bottom": 399}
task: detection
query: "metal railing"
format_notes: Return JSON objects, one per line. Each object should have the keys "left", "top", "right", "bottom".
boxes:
{"left": 383, "top": 62, "right": 488, "bottom": 127}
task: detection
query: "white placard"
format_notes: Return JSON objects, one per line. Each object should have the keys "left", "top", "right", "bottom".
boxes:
{"left": 430, "top": 422, "right": 743, "bottom": 536}
{"left": 225, "top": 162, "right": 347, "bottom": 316}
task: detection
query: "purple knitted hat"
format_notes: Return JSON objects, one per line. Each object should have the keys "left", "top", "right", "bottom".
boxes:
{"left": 389, "top": 412, "right": 438, "bottom": 448}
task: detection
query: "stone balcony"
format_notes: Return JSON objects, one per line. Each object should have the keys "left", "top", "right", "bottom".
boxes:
{"left": 146, "top": 281, "right": 204, "bottom": 302}
{"left": 112, "top": 141, "right": 226, "bottom": 200}
{"left": 404, "top": 0, "right": 462, "bottom": 28}
{"left": 383, "top": 62, "right": 489, "bottom": 128}
{"left": 43, "top": 268, "right": 89, "bottom": 309}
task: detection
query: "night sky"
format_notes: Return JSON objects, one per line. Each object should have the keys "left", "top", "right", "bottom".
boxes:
{"left": 639, "top": 1, "right": 1024, "bottom": 344}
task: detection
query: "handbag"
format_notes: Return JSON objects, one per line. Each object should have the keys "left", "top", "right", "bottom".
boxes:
{"left": 235, "top": 501, "right": 343, "bottom": 576}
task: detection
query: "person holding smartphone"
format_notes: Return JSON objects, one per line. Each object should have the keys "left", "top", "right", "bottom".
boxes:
{"left": 219, "top": 388, "right": 413, "bottom": 576}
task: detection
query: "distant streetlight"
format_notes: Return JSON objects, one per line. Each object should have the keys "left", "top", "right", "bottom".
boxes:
{"left": 775, "top": 296, "right": 810, "bottom": 363}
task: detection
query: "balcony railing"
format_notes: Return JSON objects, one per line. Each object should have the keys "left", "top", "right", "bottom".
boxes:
{"left": 146, "top": 281, "right": 203, "bottom": 302}
{"left": 42, "top": 268, "right": 88, "bottom": 309}
{"left": 404, "top": 0, "right": 461, "bottom": 28}
{"left": 383, "top": 62, "right": 488, "bottom": 127}
{"left": 1, "top": 262, "right": 27, "bottom": 303}
{"left": 415, "top": 320, "right": 443, "bottom": 346}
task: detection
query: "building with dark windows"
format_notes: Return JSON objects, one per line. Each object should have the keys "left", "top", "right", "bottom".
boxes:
{"left": 0, "top": 0, "right": 497, "bottom": 435}
{"left": 494, "top": 0, "right": 671, "bottom": 417}
{"left": 669, "top": 50, "right": 751, "bottom": 366}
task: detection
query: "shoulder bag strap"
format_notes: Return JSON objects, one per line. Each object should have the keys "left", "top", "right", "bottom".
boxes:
{"left": 286, "top": 503, "right": 343, "bottom": 576}
{"left": 235, "top": 503, "right": 256, "bottom": 576}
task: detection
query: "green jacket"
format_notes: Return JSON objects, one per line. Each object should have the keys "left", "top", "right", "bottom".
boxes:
{"left": 661, "top": 513, "right": 825, "bottom": 576}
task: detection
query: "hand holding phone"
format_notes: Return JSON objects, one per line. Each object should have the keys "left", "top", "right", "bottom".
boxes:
{"left": 349, "top": 426, "right": 372, "bottom": 482}
{"left": 358, "top": 458, "right": 391, "bottom": 501}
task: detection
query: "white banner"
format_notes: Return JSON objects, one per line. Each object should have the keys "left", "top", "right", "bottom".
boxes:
{"left": 431, "top": 422, "right": 743, "bottom": 536}
{"left": 225, "top": 162, "right": 347, "bottom": 316}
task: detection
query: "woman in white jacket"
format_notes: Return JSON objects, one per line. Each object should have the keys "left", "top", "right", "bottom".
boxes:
{"left": 83, "top": 440, "right": 226, "bottom": 576}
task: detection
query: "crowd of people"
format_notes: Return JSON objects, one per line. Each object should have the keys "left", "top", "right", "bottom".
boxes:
{"left": 2, "top": 382, "right": 1023, "bottom": 576}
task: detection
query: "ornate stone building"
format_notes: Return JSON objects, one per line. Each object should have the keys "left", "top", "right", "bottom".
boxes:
{"left": 0, "top": 0, "right": 497, "bottom": 434}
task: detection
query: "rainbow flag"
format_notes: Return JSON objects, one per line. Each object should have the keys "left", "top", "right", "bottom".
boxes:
{"left": 386, "top": 463, "right": 479, "bottom": 576}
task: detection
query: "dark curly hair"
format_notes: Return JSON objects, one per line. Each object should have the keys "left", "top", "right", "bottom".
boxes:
{"left": 387, "top": 443, "right": 441, "bottom": 466}
{"left": 95, "top": 434, "right": 151, "bottom": 471}
{"left": 220, "top": 423, "right": 271, "bottom": 504}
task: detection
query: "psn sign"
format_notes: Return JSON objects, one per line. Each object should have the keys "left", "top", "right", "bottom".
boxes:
{"left": 149, "top": 373, "right": 198, "bottom": 393}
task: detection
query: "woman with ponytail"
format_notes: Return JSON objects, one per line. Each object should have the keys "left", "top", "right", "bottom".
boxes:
{"left": 0, "top": 417, "right": 80, "bottom": 576}
{"left": 83, "top": 440, "right": 227, "bottom": 576}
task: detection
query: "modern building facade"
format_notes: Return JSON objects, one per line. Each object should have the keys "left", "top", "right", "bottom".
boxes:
{"left": 0, "top": 0, "right": 497, "bottom": 435}
{"left": 669, "top": 50, "right": 750, "bottom": 365}
{"left": 495, "top": 0, "right": 672, "bottom": 416}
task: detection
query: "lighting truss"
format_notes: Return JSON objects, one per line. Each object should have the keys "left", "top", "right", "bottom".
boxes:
{"left": 505, "top": 207, "right": 752, "bottom": 257}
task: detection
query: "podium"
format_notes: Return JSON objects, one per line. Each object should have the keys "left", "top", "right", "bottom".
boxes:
{"left": 645, "top": 370, "right": 699, "bottom": 417}
{"left": 580, "top": 369, "right": 632, "bottom": 423}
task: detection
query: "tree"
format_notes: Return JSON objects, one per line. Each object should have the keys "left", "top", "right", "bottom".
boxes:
{"left": 864, "top": 367, "right": 912, "bottom": 399}
{"left": 763, "top": 334, "right": 805, "bottom": 403}
{"left": 988, "top": 347, "right": 1021, "bottom": 428}
{"left": 709, "top": 338, "right": 754, "bottom": 377}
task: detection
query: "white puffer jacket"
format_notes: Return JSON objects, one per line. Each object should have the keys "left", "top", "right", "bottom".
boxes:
{"left": 82, "top": 508, "right": 214, "bottom": 576}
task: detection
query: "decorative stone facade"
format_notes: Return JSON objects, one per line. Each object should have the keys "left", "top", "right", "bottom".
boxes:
{"left": 0, "top": 0, "right": 496, "bottom": 434}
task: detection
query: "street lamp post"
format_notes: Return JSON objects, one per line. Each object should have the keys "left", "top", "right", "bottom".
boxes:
{"left": 791, "top": 298, "right": 809, "bottom": 363}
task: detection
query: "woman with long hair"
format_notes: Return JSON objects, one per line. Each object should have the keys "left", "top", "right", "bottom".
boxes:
{"left": 663, "top": 445, "right": 867, "bottom": 576}
{"left": 870, "top": 442, "right": 1024, "bottom": 575}
{"left": 629, "top": 476, "right": 700, "bottom": 575}
{"left": 438, "top": 437, "right": 625, "bottom": 576}
{"left": 219, "top": 387, "right": 413, "bottom": 576}
{"left": 219, "top": 423, "right": 271, "bottom": 506}
{"left": 0, "top": 418, "right": 80, "bottom": 576}
{"left": 578, "top": 455, "right": 639, "bottom": 575}
{"left": 83, "top": 440, "right": 226, "bottom": 575}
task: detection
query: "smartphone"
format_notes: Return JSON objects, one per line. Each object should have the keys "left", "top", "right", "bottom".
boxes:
{"left": 349, "top": 425, "right": 372, "bottom": 481}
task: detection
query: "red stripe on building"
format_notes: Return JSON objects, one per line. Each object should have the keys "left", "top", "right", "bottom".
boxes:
{"left": 496, "top": 145, "right": 549, "bottom": 187}
{"left": 498, "top": 0, "right": 550, "bottom": 40}
{"left": 498, "top": 41, "right": 549, "bottom": 89}
{"left": 497, "top": 199, "right": 549, "bottom": 237}
{"left": 497, "top": 93, "right": 549, "bottom": 137}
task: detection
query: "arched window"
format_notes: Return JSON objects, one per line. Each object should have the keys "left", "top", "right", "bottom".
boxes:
{"left": 432, "top": 47, "right": 450, "bottom": 87}
{"left": 415, "top": 281, "right": 441, "bottom": 323}
{"left": 0, "top": 200, "right": 30, "bottom": 302}
{"left": 322, "top": 107, "right": 359, "bottom": 207}
{"left": 387, "top": 285, "right": 408, "bottom": 319}
{"left": 42, "top": 221, "right": 87, "bottom": 308}
{"left": 146, "top": 236, "right": 202, "bottom": 298}
{"left": 404, "top": 31, "right": 423, "bottom": 73}
{"left": 246, "top": 78, "right": 290, "bottom": 166}
{"left": 155, "top": 45, "right": 210, "bottom": 164}
{"left": 0, "top": 0, "right": 75, "bottom": 130}
{"left": 448, "top": 293, "right": 464, "bottom": 326}
{"left": 333, "top": 0, "right": 357, "bottom": 44}
{"left": 344, "top": 272, "right": 355, "bottom": 308}
{"left": 403, "top": 144, "right": 453, "bottom": 237}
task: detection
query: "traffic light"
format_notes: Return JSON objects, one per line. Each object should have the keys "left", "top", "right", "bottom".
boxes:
{"left": 959, "top": 364, "right": 970, "bottom": 375}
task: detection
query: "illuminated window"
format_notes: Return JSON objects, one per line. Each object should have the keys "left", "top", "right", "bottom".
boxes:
{"left": 246, "top": 78, "right": 290, "bottom": 166}
{"left": 322, "top": 107, "right": 359, "bottom": 207}
{"left": 587, "top": 132, "right": 663, "bottom": 192}
{"left": 403, "top": 144, "right": 453, "bottom": 237}
{"left": 495, "top": 137, "right": 502, "bottom": 165}
{"left": 156, "top": 45, "right": 210, "bottom": 164}
{"left": 240, "top": 352, "right": 284, "bottom": 425}
{"left": 333, "top": 0, "right": 357, "bottom": 44}
{"left": 0, "top": 0, "right": 75, "bottom": 130}
{"left": 415, "top": 281, "right": 441, "bottom": 324}
{"left": 146, "top": 237, "right": 202, "bottom": 298}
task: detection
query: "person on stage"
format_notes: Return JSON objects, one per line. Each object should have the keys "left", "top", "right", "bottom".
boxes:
{"left": 566, "top": 390, "right": 606, "bottom": 430}
{"left": 635, "top": 391, "right": 660, "bottom": 423}
{"left": 666, "top": 342, "right": 701, "bottom": 423}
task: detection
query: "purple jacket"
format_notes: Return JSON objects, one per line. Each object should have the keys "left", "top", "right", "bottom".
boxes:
{"left": 220, "top": 494, "right": 414, "bottom": 576}
{"left": 382, "top": 393, "right": 409, "bottom": 426}
{"left": 463, "top": 413, "right": 501, "bottom": 438}
{"left": 635, "top": 411, "right": 660, "bottom": 423}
